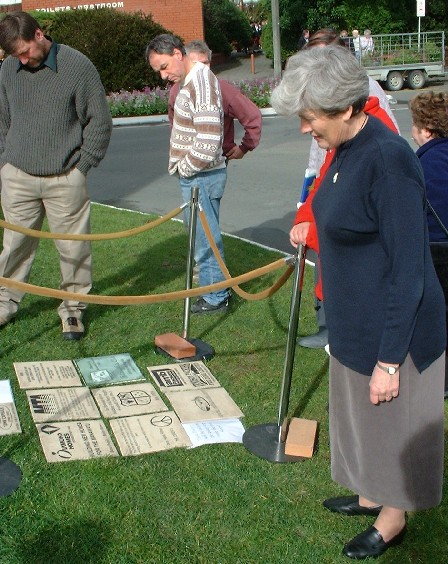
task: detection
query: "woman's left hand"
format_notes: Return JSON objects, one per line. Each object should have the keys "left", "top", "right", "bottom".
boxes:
{"left": 369, "top": 364, "right": 400, "bottom": 405}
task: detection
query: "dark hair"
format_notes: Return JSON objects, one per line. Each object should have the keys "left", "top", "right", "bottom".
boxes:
{"left": 306, "top": 28, "right": 345, "bottom": 50}
{"left": 145, "top": 34, "right": 185, "bottom": 61}
{"left": 0, "top": 11, "right": 40, "bottom": 54}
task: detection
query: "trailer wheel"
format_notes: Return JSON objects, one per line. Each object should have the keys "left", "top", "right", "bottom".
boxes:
{"left": 407, "top": 70, "right": 426, "bottom": 89}
{"left": 385, "top": 71, "right": 404, "bottom": 91}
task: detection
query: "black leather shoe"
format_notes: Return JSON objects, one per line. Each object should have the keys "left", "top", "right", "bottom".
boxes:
{"left": 342, "top": 525, "right": 406, "bottom": 559}
{"left": 323, "top": 496, "right": 382, "bottom": 516}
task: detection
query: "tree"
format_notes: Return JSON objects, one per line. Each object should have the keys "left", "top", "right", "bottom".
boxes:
{"left": 203, "top": 0, "right": 253, "bottom": 55}
{"left": 33, "top": 9, "right": 169, "bottom": 92}
{"left": 261, "top": 0, "right": 448, "bottom": 62}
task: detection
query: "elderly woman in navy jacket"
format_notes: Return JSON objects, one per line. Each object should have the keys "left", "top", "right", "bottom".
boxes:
{"left": 271, "top": 46, "right": 446, "bottom": 560}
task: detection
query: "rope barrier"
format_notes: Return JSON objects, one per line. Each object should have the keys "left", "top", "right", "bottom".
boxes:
{"left": 0, "top": 205, "right": 185, "bottom": 240}
{"left": 199, "top": 210, "right": 293, "bottom": 300}
{"left": 0, "top": 202, "right": 294, "bottom": 306}
{"left": 0, "top": 257, "right": 289, "bottom": 305}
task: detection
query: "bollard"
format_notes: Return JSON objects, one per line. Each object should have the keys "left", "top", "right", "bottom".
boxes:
{"left": 242, "top": 245, "right": 317, "bottom": 462}
{"left": 250, "top": 53, "right": 255, "bottom": 74}
{"left": 154, "top": 185, "right": 215, "bottom": 362}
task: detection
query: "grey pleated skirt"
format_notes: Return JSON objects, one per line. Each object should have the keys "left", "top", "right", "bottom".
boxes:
{"left": 329, "top": 353, "right": 445, "bottom": 511}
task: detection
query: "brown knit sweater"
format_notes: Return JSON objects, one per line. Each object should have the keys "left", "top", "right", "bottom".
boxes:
{"left": 169, "top": 62, "right": 225, "bottom": 178}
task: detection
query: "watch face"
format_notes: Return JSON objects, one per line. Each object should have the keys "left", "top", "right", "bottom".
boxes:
{"left": 388, "top": 367, "right": 396, "bottom": 375}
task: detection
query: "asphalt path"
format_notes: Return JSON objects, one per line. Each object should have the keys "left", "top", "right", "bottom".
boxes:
{"left": 88, "top": 80, "right": 446, "bottom": 254}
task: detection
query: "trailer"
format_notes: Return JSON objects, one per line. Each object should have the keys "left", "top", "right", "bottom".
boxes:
{"left": 359, "top": 31, "right": 445, "bottom": 91}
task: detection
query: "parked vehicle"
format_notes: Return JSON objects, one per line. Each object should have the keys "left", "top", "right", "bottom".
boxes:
{"left": 359, "top": 31, "right": 445, "bottom": 91}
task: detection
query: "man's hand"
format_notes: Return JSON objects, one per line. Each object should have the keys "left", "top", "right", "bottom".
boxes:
{"left": 226, "top": 145, "right": 245, "bottom": 160}
{"left": 289, "top": 222, "right": 311, "bottom": 248}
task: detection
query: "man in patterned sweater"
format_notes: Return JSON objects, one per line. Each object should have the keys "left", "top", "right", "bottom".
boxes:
{"left": 147, "top": 34, "right": 231, "bottom": 314}
{"left": 0, "top": 11, "right": 112, "bottom": 339}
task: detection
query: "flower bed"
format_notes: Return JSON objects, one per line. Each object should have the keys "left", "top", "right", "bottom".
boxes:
{"left": 107, "top": 78, "right": 280, "bottom": 117}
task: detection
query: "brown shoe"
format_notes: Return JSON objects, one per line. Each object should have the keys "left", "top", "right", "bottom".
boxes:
{"left": 62, "top": 317, "right": 84, "bottom": 341}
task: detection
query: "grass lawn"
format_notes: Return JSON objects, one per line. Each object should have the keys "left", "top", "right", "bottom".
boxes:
{"left": 0, "top": 204, "right": 447, "bottom": 563}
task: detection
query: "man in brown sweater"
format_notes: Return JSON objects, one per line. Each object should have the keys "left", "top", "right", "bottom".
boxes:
{"left": 147, "top": 34, "right": 230, "bottom": 314}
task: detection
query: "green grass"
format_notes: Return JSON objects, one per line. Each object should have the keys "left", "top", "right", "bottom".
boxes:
{"left": 0, "top": 204, "right": 447, "bottom": 563}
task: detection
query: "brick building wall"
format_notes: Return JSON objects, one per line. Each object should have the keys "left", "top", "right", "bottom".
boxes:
{"left": 0, "top": 3, "right": 22, "bottom": 13}
{"left": 20, "top": 1, "right": 204, "bottom": 42}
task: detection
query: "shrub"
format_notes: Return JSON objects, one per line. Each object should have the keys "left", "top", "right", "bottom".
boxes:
{"left": 261, "top": 20, "right": 296, "bottom": 63}
{"left": 35, "top": 8, "right": 171, "bottom": 93}
{"left": 203, "top": 0, "right": 252, "bottom": 55}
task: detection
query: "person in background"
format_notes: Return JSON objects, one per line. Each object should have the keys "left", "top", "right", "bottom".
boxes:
{"left": 409, "top": 91, "right": 448, "bottom": 399}
{"left": 147, "top": 34, "right": 230, "bottom": 314}
{"left": 0, "top": 11, "right": 112, "bottom": 340}
{"left": 361, "top": 29, "right": 374, "bottom": 56}
{"left": 340, "top": 30, "right": 353, "bottom": 53}
{"left": 296, "top": 28, "right": 399, "bottom": 349}
{"left": 297, "top": 29, "right": 310, "bottom": 50}
{"left": 0, "top": 48, "right": 4, "bottom": 68}
{"left": 272, "top": 45, "right": 445, "bottom": 560}
{"left": 351, "top": 29, "right": 361, "bottom": 61}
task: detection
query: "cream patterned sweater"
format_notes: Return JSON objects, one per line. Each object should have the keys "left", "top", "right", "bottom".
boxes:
{"left": 169, "top": 62, "right": 225, "bottom": 178}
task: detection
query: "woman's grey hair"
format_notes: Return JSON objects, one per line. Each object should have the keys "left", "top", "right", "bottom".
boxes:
{"left": 271, "top": 45, "right": 369, "bottom": 117}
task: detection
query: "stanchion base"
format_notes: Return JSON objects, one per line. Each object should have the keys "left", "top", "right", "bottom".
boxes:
{"left": 0, "top": 456, "right": 22, "bottom": 497}
{"left": 156, "top": 337, "right": 215, "bottom": 362}
{"left": 243, "top": 423, "right": 305, "bottom": 463}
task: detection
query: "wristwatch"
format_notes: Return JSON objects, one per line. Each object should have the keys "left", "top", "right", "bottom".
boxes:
{"left": 376, "top": 361, "right": 399, "bottom": 375}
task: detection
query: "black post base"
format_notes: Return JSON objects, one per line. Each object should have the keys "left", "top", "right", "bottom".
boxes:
{"left": 0, "top": 456, "right": 22, "bottom": 497}
{"left": 243, "top": 423, "right": 304, "bottom": 463}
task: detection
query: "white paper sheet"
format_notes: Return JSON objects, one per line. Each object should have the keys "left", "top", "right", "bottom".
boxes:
{"left": 0, "top": 379, "right": 13, "bottom": 403}
{"left": 182, "top": 418, "right": 245, "bottom": 448}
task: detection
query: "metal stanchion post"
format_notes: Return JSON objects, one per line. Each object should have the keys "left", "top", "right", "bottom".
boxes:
{"left": 242, "top": 244, "right": 307, "bottom": 462}
{"left": 154, "top": 185, "right": 215, "bottom": 361}
{"left": 182, "top": 186, "right": 199, "bottom": 340}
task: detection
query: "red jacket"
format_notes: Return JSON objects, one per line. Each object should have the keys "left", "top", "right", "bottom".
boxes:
{"left": 294, "top": 96, "right": 399, "bottom": 299}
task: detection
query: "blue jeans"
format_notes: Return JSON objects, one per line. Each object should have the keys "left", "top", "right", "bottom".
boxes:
{"left": 180, "top": 168, "right": 230, "bottom": 306}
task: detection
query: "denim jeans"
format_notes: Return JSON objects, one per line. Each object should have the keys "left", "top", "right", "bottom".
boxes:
{"left": 180, "top": 167, "right": 230, "bottom": 306}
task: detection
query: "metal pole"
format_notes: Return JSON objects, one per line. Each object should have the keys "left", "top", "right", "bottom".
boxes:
{"left": 242, "top": 245, "right": 307, "bottom": 462}
{"left": 276, "top": 244, "right": 306, "bottom": 442}
{"left": 271, "top": 0, "right": 282, "bottom": 79}
{"left": 182, "top": 186, "right": 199, "bottom": 339}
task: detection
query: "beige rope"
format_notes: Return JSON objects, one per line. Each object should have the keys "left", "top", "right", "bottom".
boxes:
{"left": 0, "top": 257, "right": 289, "bottom": 306}
{"left": 198, "top": 210, "right": 293, "bottom": 300}
{"left": 0, "top": 205, "right": 185, "bottom": 240}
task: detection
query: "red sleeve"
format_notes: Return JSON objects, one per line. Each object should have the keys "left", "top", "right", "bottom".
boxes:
{"left": 219, "top": 79, "right": 262, "bottom": 154}
{"left": 294, "top": 149, "right": 335, "bottom": 226}
{"left": 363, "top": 96, "right": 399, "bottom": 134}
